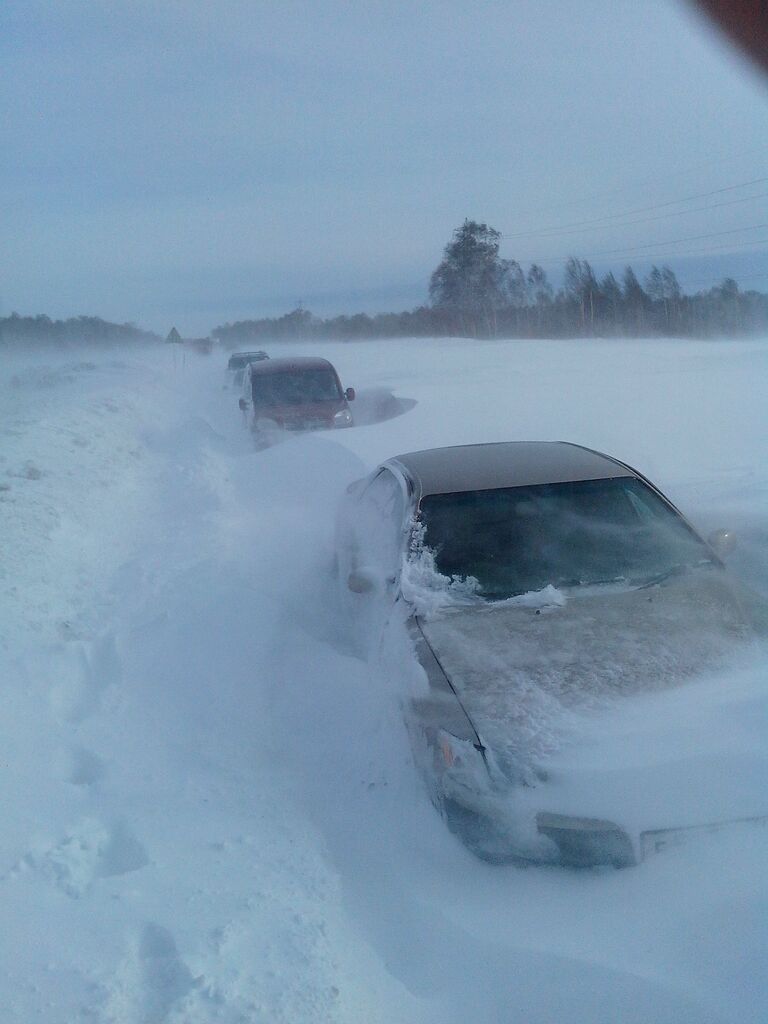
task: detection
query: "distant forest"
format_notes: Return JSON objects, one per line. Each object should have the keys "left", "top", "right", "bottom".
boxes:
{"left": 214, "top": 220, "right": 768, "bottom": 344}
{"left": 3, "top": 221, "right": 767, "bottom": 346}
{"left": 0, "top": 314, "right": 159, "bottom": 346}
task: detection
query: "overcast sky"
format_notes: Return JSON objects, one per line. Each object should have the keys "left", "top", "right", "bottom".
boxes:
{"left": 2, "top": 0, "right": 766, "bottom": 335}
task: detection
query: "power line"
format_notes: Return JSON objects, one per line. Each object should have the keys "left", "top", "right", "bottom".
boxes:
{"left": 613, "top": 238, "right": 768, "bottom": 264}
{"left": 501, "top": 191, "right": 768, "bottom": 242}
{"left": 502, "top": 177, "right": 768, "bottom": 240}
{"left": 519, "top": 224, "right": 768, "bottom": 265}
{"left": 541, "top": 236, "right": 768, "bottom": 265}
{"left": 511, "top": 153, "right": 768, "bottom": 224}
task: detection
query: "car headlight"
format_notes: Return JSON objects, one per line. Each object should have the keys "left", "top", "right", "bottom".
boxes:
{"left": 435, "top": 730, "right": 555, "bottom": 861}
{"left": 333, "top": 408, "right": 353, "bottom": 427}
{"left": 435, "top": 729, "right": 490, "bottom": 791}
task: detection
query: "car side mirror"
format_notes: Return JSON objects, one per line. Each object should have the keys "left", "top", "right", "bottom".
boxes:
{"left": 347, "top": 568, "right": 378, "bottom": 594}
{"left": 238, "top": 398, "right": 247, "bottom": 411}
{"left": 345, "top": 387, "right": 355, "bottom": 401}
{"left": 707, "top": 528, "right": 737, "bottom": 558}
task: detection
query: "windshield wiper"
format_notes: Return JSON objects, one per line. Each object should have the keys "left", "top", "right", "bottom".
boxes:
{"left": 480, "top": 576, "right": 625, "bottom": 600}
{"left": 636, "top": 564, "right": 686, "bottom": 589}
{"left": 635, "top": 559, "right": 714, "bottom": 590}
{"left": 557, "top": 576, "right": 627, "bottom": 590}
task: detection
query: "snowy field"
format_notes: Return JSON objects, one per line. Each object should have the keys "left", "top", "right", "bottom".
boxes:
{"left": 1, "top": 336, "right": 766, "bottom": 1023}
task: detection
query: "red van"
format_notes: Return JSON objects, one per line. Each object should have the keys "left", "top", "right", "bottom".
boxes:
{"left": 239, "top": 356, "right": 355, "bottom": 432}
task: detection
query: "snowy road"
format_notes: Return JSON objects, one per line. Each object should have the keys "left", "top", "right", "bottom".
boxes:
{"left": 1, "top": 337, "right": 766, "bottom": 1023}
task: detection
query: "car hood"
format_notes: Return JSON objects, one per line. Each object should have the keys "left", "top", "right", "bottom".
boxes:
{"left": 418, "top": 570, "right": 767, "bottom": 834}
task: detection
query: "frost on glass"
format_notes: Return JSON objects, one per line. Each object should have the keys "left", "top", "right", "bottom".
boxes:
{"left": 401, "top": 519, "right": 482, "bottom": 617}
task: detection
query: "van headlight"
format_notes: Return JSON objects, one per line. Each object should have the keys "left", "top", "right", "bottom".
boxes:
{"left": 333, "top": 408, "right": 353, "bottom": 427}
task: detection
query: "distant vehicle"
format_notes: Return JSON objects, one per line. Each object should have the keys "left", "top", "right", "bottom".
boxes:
{"left": 336, "top": 441, "right": 764, "bottom": 868}
{"left": 239, "top": 356, "right": 355, "bottom": 434}
{"left": 226, "top": 350, "right": 269, "bottom": 385}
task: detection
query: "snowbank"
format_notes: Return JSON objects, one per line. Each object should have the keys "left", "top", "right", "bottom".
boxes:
{"left": 1, "top": 337, "right": 766, "bottom": 1022}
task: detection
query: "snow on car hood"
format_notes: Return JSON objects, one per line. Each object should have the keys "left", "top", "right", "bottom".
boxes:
{"left": 419, "top": 570, "right": 767, "bottom": 831}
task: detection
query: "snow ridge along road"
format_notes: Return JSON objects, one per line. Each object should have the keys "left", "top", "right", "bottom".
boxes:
{"left": 0, "top": 338, "right": 766, "bottom": 1023}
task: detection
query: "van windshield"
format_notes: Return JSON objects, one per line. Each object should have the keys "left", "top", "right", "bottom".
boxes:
{"left": 251, "top": 369, "right": 342, "bottom": 405}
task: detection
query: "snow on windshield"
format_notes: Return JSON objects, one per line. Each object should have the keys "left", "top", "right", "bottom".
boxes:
{"left": 400, "top": 518, "right": 483, "bottom": 616}
{"left": 418, "top": 477, "right": 713, "bottom": 600}
{"left": 402, "top": 518, "right": 568, "bottom": 618}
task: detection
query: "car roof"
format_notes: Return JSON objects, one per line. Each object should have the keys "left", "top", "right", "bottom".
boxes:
{"left": 229, "top": 350, "right": 267, "bottom": 362}
{"left": 387, "top": 441, "right": 635, "bottom": 496}
{"left": 247, "top": 356, "right": 336, "bottom": 376}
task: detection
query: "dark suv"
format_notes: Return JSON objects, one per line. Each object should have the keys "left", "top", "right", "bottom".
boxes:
{"left": 226, "top": 350, "right": 269, "bottom": 386}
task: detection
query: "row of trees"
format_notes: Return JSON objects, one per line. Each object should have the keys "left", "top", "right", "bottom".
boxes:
{"left": 429, "top": 221, "right": 766, "bottom": 338}
{"left": 213, "top": 220, "right": 768, "bottom": 344}
{"left": 4, "top": 222, "right": 766, "bottom": 347}
{"left": 0, "top": 313, "right": 159, "bottom": 346}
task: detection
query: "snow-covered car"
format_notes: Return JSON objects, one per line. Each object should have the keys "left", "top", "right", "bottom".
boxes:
{"left": 336, "top": 441, "right": 765, "bottom": 868}
{"left": 226, "top": 350, "right": 269, "bottom": 386}
{"left": 239, "top": 356, "right": 355, "bottom": 435}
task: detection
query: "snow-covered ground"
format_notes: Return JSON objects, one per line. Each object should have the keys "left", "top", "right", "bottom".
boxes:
{"left": 1, "top": 336, "right": 766, "bottom": 1023}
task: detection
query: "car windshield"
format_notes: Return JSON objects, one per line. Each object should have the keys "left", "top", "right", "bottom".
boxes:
{"left": 417, "top": 476, "right": 714, "bottom": 600}
{"left": 251, "top": 369, "right": 341, "bottom": 405}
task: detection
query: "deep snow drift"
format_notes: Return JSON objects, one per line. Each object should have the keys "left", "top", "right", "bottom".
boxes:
{"left": 0, "top": 337, "right": 766, "bottom": 1023}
